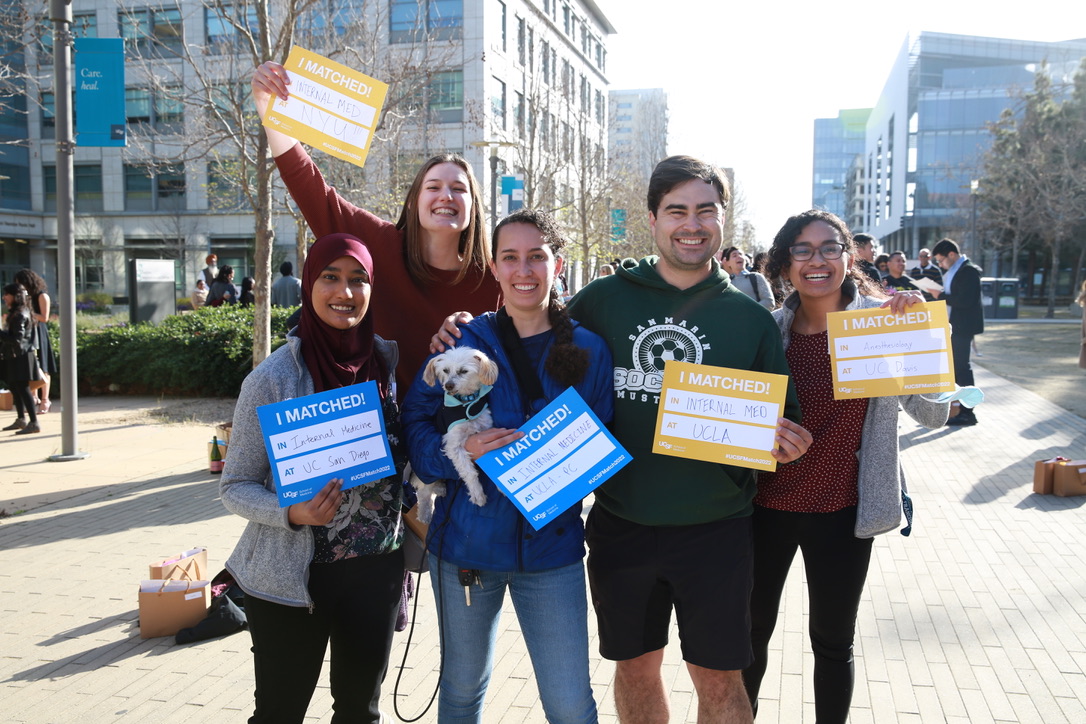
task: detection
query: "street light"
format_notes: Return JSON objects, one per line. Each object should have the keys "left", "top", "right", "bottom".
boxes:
{"left": 471, "top": 140, "right": 517, "bottom": 232}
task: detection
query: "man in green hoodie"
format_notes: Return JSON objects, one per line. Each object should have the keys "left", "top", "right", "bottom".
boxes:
{"left": 567, "top": 155, "right": 810, "bottom": 724}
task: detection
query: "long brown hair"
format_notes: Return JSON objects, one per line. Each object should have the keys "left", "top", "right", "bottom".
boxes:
{"left": 395, "top": 153, "right": 489, "bottom": 288}
{"left": 493, "top": 209, "right": 589, "bottom": 387}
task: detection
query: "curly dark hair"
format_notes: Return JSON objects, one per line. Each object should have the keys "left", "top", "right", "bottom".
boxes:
{"left": 14, "top": 268, "right": 46, "bottom": 296}
{"left": 765, "top": 210, "right": 884, "bottom": 299}
{"left": 492, "top": 209, "right": 589, "bottom": 387}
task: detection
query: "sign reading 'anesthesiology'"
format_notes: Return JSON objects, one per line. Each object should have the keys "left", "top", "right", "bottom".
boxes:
{"left": 477, "top": 388, "right": 631, "bottom": 531}
{"left": 262, "top": 46, "right": 388, "bottom": 168}
{"left": 256, "top": 381, "right": 394, "bottom": 507}
{"left": 652, "top": 361, "right": 789, "bottom": 472}
{"left": 828, "top": 301, "right": 955, "bottom": 400}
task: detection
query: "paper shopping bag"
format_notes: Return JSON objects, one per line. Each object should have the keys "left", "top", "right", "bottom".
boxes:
{"left": 139, "top": 579, "right": 210, "bottom": 639}
{"left": 149, "top": 547, "right": 208, "bottom": 581}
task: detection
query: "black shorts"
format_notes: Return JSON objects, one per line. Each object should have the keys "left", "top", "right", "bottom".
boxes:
{"left": 585, "top": 504, "right": 754, "bottom": 671}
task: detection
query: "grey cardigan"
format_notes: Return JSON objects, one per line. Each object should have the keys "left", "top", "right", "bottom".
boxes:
{"left": 220, "top": 332, "right": 399, "bottom": 608}
{"left": 774, "top": 287, "right": 949, "bottom": 538}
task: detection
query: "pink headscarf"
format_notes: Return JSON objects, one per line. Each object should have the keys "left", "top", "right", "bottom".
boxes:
{"left": 297, "top": 233, "right": 387, "bottom": 397}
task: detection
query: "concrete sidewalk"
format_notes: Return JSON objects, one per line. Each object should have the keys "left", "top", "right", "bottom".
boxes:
{"left": 2, "top": 368, "right": 1086, "bottom": 723}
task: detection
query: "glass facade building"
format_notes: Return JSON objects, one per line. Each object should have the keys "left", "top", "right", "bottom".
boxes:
{"left": 812, "top": 108, "right": 870, "bottom": 227}
{"left": 860, "top": 32, "right": 1086, "bottom": 258}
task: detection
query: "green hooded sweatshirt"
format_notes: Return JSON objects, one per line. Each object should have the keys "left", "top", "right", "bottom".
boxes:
{"left": 568, "top": 257, "right": 800, "bottom": 526}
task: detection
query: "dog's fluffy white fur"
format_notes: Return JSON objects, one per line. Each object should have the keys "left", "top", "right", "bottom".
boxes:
{"left": 414, "top": 346, "right": 499, "bottom": 523}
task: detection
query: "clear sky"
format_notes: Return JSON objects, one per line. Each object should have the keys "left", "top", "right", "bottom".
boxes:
{"left": 601, "top": 0, "right": 1084, "bottom": 247}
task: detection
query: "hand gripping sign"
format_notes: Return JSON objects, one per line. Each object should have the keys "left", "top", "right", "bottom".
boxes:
{"left": 653, "top": 361, "right": 789, "bottom": 472}
{"left": 256, "top": 381, "right": 395, "bottom": 507}
{"left": 828, "top": 301, "right": 955, "bottom": 400}
{"left": 477, "top": 388, "right": 632, "bottom": 531}
{"left": 262, "top": 46, "right": 388, "bottom": 169}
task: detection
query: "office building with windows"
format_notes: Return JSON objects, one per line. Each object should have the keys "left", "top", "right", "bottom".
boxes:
{"left": 608, "top": 88, "right": 667, "bottom": 181}
{"left": 0, "top": 0, "right": 613, "bottom": 302}
{"left": 855, "top": 31, "right": 1086, "bottom": 258}
{"left": 811, "top": 108, "right": 870, "bottom": 228}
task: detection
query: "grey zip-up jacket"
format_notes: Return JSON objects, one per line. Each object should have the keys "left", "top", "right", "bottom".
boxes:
{"left": 774, "top": 285, "right": 950, "bottom": 537}
{"left": 221, "top": 332, "right": 400, "bottom": 607}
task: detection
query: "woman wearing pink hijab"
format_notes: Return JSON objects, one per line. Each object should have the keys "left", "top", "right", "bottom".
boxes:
{"left": 221, "top": 233, "right": 406, "bottom": 723}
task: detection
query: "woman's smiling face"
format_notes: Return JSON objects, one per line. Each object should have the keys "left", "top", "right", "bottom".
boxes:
{"left": 489, "top": 223, "right": 557, "bottom": 317}
{"left": 310, "top": 255, "right": 371, "bottom": 330}
{"left": 783, "top": 220, "right": 852, "bottom": 301}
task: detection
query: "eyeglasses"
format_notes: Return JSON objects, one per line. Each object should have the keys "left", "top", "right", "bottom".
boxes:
{"left": 789, "top": 242, "right": 846, "bottom": 261}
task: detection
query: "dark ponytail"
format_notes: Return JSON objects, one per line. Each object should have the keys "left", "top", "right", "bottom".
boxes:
{"left": 544, "top": 285, "right": 589, "bottom": 387}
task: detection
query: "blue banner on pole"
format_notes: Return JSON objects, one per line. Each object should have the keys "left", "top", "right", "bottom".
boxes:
{"left": 75, "top": 38, "right": 126, "bottom": 147}
{"left": 501, "top": 174, "right": 525, "bottom": 214}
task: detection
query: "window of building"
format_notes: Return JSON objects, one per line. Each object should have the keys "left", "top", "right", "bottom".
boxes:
{"left": 41, "top": 92, "right": 56, "bottom": 133}
{"left": 40, "top": 90, "right": 77, "bottom": 135}
{"left": 514, "top": 91, "right": 524, "bottom": 137}
{"left": 492, "top": 77, "right": 506, "bottom": 131}
{"left": 126, "top": 86, "right": 183, "bottom": 133}
{"left": 390, "top": 0, "right": 463, "bottom": 43}
{"left": 527, "top": 27, "right": 534, "bottom": 72}
{"left": 497, "top": 1, "right": 506, "bottom": 52}
{"left": 126, "top": 87, "right": 152, "bottom": 125}
{"left": 75, "top": 247, "right": 105, "bottom": 293}
{"left": 43, "top": 163, "right": 103, "bottom": 212}
{"left": 516, "top": 16, "right": 525, "bottom": 65}
{"left": 125, "top": 163, "right": 185, "bottom": 211}
{"left": 205, "top": 4, "right": 259, "bottom": 53}
{"left": 0, "top": 158, "right": 31, "bottom": 211}
{"left": 595, "top": 91, "right": 605, "bottom": 126}
{"left": 207, "top": 160, "right": 247, "bottom": 211}
{"left": 580, "top": 75, "right": 589, "bottom": 113}
{"left": 158, "top": 164, "right": 186, "bottom": 211}
{"left": 562, "top": 4, "right": 571, "bottom": 35}
{"left": 430, "top": 70, "right": 463, "bottom": 123}
{"left": 125, "top": 165, "right": 153, "bottom": 211}
{"left": 541, "top": 41, "right": 551, "bottom": 85}
{"left": 119, "top": 7, "right": 183, "bottom": 57}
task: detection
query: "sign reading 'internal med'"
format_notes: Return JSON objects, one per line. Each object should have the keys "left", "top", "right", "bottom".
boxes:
{"left": 256, "top": 381, "right": 394, "bottom": 507}
{"left": 477, "top": 388, "right": 631, "bottom": 530}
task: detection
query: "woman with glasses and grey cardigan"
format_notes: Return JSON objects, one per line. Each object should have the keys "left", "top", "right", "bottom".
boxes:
{"left": 742, "top": 210, "right": 949, "bottom": 723}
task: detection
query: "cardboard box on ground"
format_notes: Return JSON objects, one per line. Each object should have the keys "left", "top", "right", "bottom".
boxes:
{"left": 1033, "top": 458, "right": 1086, "bottom": 497}
{"left": 139, "top": 547, "right": 210, "bottom": 639}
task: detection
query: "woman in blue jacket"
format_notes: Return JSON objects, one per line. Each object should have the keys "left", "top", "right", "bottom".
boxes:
{"left": 403, "top": 209, "right": 613, "bottom": 724}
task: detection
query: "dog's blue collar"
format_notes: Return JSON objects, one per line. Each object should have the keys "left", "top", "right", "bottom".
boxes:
{"left": 442, "top": 384, "right": 494, "bottom": 430}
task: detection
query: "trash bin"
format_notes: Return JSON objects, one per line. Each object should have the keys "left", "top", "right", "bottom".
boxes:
{"left": 980, "top": 278, "right": 996, "bottom": 319}
{"left": 994, "top": 277, "right": 1019, "bottom": 319}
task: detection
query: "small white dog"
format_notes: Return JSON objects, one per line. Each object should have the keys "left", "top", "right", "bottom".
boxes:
{"left": 414, "top": 346, "right": 499, "bottom": 523}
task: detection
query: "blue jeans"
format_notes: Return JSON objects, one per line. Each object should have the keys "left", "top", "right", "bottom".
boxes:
{"left": 429, "top": 556, "right": 598, "bottom": 724}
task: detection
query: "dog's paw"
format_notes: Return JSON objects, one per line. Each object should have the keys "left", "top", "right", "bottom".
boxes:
{"left": 416, "top": 504, "right": 434, "bottom": 525}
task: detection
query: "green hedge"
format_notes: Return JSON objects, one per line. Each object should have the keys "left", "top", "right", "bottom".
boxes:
{"left": 74, "top": 306, "right": 295, "bottom": 397}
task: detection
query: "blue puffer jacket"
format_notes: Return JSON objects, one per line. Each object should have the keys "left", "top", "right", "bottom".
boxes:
{"left": 402, "top": 313, "right": 614, "bottom": 572}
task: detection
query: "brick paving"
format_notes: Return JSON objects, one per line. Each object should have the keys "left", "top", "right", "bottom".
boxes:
{"left": 2, "top": 366, "right": 1085, "bottom": 722}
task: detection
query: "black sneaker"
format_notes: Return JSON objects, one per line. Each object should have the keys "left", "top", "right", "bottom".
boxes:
{"left": 946, "top": 410, "right": 978, "bottom": 426}
{"left": 15, "top": 422, "right": 41, "bottom": 435}
{"left": 3, "top": 418, "right": 27, "bottom": 431}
